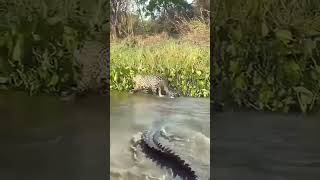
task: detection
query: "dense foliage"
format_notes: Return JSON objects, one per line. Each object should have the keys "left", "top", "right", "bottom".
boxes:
{"left": 0, "top": 0, "right": 107, "bottom": 95}
{"left": 213, "top": 0, "right": 320, "bottom": 113}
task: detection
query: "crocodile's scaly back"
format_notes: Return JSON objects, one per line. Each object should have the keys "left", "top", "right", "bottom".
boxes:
{"left": 139, "top": 129, "right": 198, "bottom": 180}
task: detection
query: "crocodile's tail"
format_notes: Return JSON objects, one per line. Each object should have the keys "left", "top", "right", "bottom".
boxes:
{"left": 139, "top": 136, "right": 197, "bottom": 180}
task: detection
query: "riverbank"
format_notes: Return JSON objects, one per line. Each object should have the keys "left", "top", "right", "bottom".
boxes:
{"left": 110, "top": 33, "right": 210, "bottom": 98}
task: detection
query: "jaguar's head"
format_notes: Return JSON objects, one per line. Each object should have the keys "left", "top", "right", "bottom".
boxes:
{"left": 132, "top": 74, "right": 142, "bottom": 83}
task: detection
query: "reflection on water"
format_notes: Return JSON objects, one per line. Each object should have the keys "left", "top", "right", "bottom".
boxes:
{"left": 110, "top": 91, "right": 210, "bottom": 180}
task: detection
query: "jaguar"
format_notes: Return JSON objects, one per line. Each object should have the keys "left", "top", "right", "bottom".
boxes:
{"left": 73, "top": 40, "right": 109, "bottom": 95}
{"left": 131, "top": 74, "right": 179, "bottom": 98}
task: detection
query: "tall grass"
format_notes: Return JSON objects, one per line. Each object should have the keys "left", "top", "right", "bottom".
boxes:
{"left": 110, "top": 20, "right": 210, "bottom": 97}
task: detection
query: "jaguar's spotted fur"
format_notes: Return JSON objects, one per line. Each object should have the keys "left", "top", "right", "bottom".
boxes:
{"left": 73, "top": 41, "right": 109, "bottom": 94}
{"left": 131, "top": 75, "right": 179, "bottom": 98}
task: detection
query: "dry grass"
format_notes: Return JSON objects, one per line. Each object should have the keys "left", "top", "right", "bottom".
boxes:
{"left": 111, "top": 19, "right": 210, "bottom": 47}
{"left": 175, "top": 19, "right": 210, "bottom": 47}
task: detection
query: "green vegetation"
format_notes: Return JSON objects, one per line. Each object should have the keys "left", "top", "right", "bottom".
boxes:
{"left": 110, "top": 0, "right": 210, "bottom": 97}
{"left": 213, "top": 0, "right": 320, "bottom": 113}
{"left": 110, "top": 20, "right": 210, "bottom": 98}
{"left": 0, "top": 0, "right": 107, "bottom": 95}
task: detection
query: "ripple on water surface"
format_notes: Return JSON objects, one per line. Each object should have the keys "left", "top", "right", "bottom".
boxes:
{"left": 110, "top": 92, "right": 210, "bottom": 180}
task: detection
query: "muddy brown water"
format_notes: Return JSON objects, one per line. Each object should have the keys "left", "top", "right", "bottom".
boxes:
{"left": 110, "top": 91, "right": 210, "bottom": 180}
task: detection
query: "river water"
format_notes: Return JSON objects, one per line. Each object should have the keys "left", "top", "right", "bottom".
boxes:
{"left": 0, "top": 90, "right": 210, "bottom": 180}
{"left": 110, "top": 91, "right": 210, "bottom": 180}
{"left": 3, "top": 90, "right": 318, "bottom": 180}
{"left": 0, "top": 91, "right": 107, "bottom": 180}
{"left": 213, "top": 111, "right": 320, "bottom": 180}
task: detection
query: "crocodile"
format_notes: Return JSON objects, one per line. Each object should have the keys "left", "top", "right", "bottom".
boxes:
{"left": 130, "top": 122, "right": 210, "bottom": 180}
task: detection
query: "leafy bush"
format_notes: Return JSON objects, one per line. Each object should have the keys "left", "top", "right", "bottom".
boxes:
{"left": 213, "top": 0, "right": 320, "bottom": 113}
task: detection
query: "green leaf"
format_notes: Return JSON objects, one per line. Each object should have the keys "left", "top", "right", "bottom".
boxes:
{"left": 282, "top": 97, "right": 294, "bottom": 105}
{"left": 32, "top": 34, "right": 41, "bottom": 41}
{"left": 0, "top": 77, "right": 8, "bottom": 84}
{"left": 315, "top": 65, "right": 320, "bottom": 73}
{"left": 294, "top": 86, "right": 314, "bottom": 113}
{"left": 47, "top": 16, "right": 64, "bottom": 25}
{"left": 259, "top": 86, "right": 273, "bottom": 104}
{"left": 40, "top": 0, "right": 48, "bottom": 18}
{"left": 253, "top": 75, "right": 262, "bottom": 85}
{"left": 231, "top": 25, "right": 242, "bottom": 42}
{"left": 48, "top": 74, "right": 59, "bottom": 87}
{"left": 229, "top": 61, "right": 240, "bottom": 76}
{"left": 293, "top": 86, "right": 313, "bottom": 95}
{"left": 261, "top": 22, "right": 269, "bottom": 37}
{"left": 234, "top": 75, "right": 245, "bottom": 89}
{"left": 289, "top": 61, "right": 300, "bottom": 71}
{"left": 300, "top": 94, "right": 313, "bottom": 106}
{"left": 303, "top": 39, "right": 316, "bottom": 56}
{"left": 12, "top": 34, "right": 24, "bottom": 62}
{"left": 275, "top": 29, "right": 293, "bottom": 43}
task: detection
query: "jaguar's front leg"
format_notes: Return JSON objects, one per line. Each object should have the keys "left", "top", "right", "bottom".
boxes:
{"left": 158, "top": 87, "right": 165, "bottom": 97}
{"left": 163, "top": 86, "right": 175, "bottom": 98}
